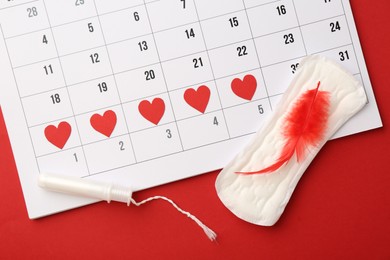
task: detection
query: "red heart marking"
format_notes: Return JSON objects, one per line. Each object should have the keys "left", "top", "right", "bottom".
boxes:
{"left": 184, "top": 85, "right": 211, "bottom": 113}
{"left": 138, "top": 98, "right": 165, "bottom": 125}
{"left": 44, "top": 121, "right": 72, "bottom": 149}
{"left": 231, "top": 74, "right": 257, "bottom": 101}
{"left": 90, "top": 110, "right": 117, "bottom": 137}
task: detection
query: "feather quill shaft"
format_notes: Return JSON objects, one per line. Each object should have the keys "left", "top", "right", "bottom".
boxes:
{"left": 238, "top": 81, "right": 330, "bottom": 174}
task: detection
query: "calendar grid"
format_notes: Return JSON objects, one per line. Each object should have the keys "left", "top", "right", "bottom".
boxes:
{"left": 40, "top": 0, "right": 91, "bottom": 175}
{"left": 0, "top": 0, "right": 371, "bottom": 177}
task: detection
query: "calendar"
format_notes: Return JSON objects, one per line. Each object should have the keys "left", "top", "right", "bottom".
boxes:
{"left": 0, "top": 0, "right": 382, "bottom": 218}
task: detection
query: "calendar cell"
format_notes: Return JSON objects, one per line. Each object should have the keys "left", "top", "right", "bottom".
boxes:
{"left": 255, "top": 27, "right": 306, "bottom": 67}
{"left": 0, "top": 0, "right": 36, "bottom": 9}
{"left": 22, "top": 88, "right": 73, "bottom": 127}
{"left": 14, "top": 58, "right": 65, "bottom": 97}
{"left": 61, "top": 46, "right": 112, "bottom": 85}
{"left": 123, "top": 93, "right": 176, "bottom": 133}
{"left": 208, "top": 39, "right": 259, "bottom": 78}
{"left": 247, "top": 0, "right": 299, "bottom": 37}
{"left": 131, "top": 123, "right": 182, "bottom": 162}
{"left": 294, "top": 0, "right": 343, "bottom": 25}
{"left": 94, "top": 0, "right": 143, "bottom": 14}
{"left": 262, "top": 58, "right": 301, "bottom": 97}
{"left": 30, "top": 117, "right": 81, "bottom": 157}
{"left": 177, "top": 111, "right": 229, "bottom": 150}
{"left": 44, "top": 0, "right": 97, "bottom": 27}
{"left": 215, "top": 69, "right": 267, "bottom": 108}
{"left": 37, "top": 147, "right": 89, "bottom": 178}
{"left": 116, "top": 64, "right": 166, "bottom": 103}
{"left": 224, "top": 98, "right": 271, "bottom": 138}
{"left": 6, "top": 29, "right": 57, "bottom": 67}
{"left": 0, "top": 1, "right": 49, "bottom": 38}
{"left": 68, "top": 76, "right": 120, "bottom": 114}
{"left": 107, "top": 34, "right": 159, "bottom": 73}
{"left": 318, "top": 45, "right": 359, "bottom": 75}
{"left": 84, "top": 135, "right": 136, "bottom": 174}
{"left": 146, "top": 0, "right": 198, "bottom": 32}
{"left": 75, "top": 106, "right": 128, "bottom": 145}
{"left": 162, "top": 52, "right": 213, "bottom": 91}
{"left": 52, "top": 17, "right": 105, "bottom": 56}
{"left": 169, "top": 81, "right": 222, "bottom": 120}
{"left": 99, "top": 5, "right": 151, "bottom": 44}
{"left": 201, "top": 10, "right": 252, "bottom": 49}
{"left": 301, "top": 16, "right": 352, "bottom": 55}
{"left": 154, "top": 22, "right": 206, "bottom": 61}
{"left": 195, "top": 0, "right": 244, "bottom": 20}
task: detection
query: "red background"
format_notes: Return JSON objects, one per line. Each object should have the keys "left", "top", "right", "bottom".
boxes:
{"left": 1, "top": 1, "right": 389, "bottom": 259}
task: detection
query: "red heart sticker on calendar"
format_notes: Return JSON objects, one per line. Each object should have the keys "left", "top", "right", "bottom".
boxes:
{"left": 90, "top": 110, "right": 117, "bottom": 137}
{"left": 138, "top": 98, "right": 165, "bottom": 125}
{"left": 184, "top": 85, "right": 211, "bottom": 113}
{"left": 231, "top": 74, "right": 257, "bottom": 101}
{"left": 44, "top": 122, "right": 72, "bottom": 149}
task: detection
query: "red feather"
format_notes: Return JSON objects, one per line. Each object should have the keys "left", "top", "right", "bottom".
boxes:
{"left": 238, "top": 81, "right": 330, "bottom": 174}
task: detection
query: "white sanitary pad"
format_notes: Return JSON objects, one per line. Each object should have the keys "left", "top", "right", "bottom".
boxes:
{"left": 216, "top": 55, "right": 367, "bottom": 226}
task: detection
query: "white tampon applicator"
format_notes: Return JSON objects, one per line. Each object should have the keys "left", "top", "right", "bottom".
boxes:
{"left": 38, "top": 172, "right": 217, "bottom": 241}
{"left": 38, "top": 172, "right": 133, "bottom": 205}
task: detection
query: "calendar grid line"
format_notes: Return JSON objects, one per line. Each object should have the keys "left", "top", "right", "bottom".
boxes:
{"left": 142, "top": 0, "right": 185, "bottom": 152}
{"left": 245, "top": 0, "right": 283, "bottom": 12}
{"left": 2, "top": 3, "right": 346, "bottom": 43}
{"left": 16, "top": 40, "right": 357, "bottom": 103}
{"left": 36, "top": 130, "right": 238, "bottom": 171}
{"left": 41, "top": 0, "right": 91, "bottom": 175}
{"left": 40, "top": 126, "right": 266, "bottom": 178}
{"left": 24, "top": 67, "right": 365, "bottom": 133}
{"left": 28, "top": 92, "right": 264, "bottom": 130}
{"left": 339, "top": 0, "right": 368, "bottom": 96}
{"left": 0, "top": 23, "right": 41, "bottom": 172}
{"left": 0, "top": 0, "right": 39, "bottom": 11}
{"left": 21, "top": 70, "right": 258, "bottom": 124}
{"left": 7, "top": 11, "right": 349, "bottom": 70}
{"left": 309, "top": 43, "right": 353, "bottom": 56}
{"left": 94, "top": 2, "right": 148, "bottom": 17}
{"left": 35, "top": 132, "right": 135, "bottom": 160}
{"left": 193, "top": 0, "right": 232, "bottom": 139}
{"left": 91, "top": 0, "right": 139, "bottom": 164}
{"left": 3, "top": 1, "right": 335, "bottom": 40}
{"left": 26, "top": 88, "right": 272, "bottom": 138}
{"left": 16, "top": 40, "right": 353, "bottom": 105}
{"left": 291, "top": 0, "right": 308, "bottom": 56}
{"left": 241, "top": 0, "right": 274, "bottom": 111}
{"left": 2, "top": 0, "right": 346, "bottom": 44}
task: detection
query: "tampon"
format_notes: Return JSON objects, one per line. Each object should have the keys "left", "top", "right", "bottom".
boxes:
{"left": 38, "top": 172, "right": 217, "bottom": 241}
{"left": 38, "top": 172, "right": 133, "bottom": 205}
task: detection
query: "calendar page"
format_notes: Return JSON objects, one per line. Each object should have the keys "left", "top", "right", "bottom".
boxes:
{"left": 0, "top": 0, "right": 382, "bottom": 219}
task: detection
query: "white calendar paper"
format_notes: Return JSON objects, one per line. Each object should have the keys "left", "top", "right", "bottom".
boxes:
{"left": 0, "top": 0, "right": 382, "bottom": 218}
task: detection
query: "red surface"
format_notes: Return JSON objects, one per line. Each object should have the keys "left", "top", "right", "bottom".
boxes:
{"left": 1, "top": 1, "right": 390, "bottom": 259}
